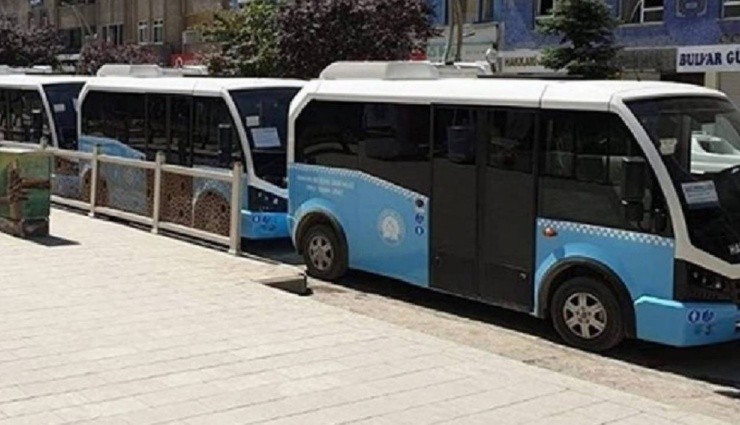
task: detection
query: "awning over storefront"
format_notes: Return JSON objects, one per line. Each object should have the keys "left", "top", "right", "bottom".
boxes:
{"left": 616, "top": 47, "right": 677, "bottom": 74}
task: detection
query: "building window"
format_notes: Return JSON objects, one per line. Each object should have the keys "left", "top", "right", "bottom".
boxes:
{"left": 724, "top": 0, "right": 740, "bottom": 18}
{"left": 536, "top": 0, "right": 557, "bottom": 19}
{"left": 138, "top": 21, "right": 148, "bottom": 44}
{"left": 622, "top": 0, "right": 663, "bottom": 24}
{"left": 113, "top": 24, "right": 123, "bottom": 45}
{"left": 102, "top": 23, "right": 123, "bottom": 45}
{"left": 152, "top": 19, "right": 164, "bottom": 44}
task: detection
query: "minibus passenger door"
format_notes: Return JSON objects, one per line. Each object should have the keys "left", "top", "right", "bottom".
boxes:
{"left": 430, "top": 107, "right": 480, "bottom": 298}
{"left": 477, "top": 109, "right": 536, "bottom": 311}
{"left": 170, "top": 95, "right": 192, "bottom": 166}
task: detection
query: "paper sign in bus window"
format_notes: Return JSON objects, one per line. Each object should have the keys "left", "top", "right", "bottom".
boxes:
{"left": 251, "top": 127, "right": 281, "bottom": 149}
{"left": 659, "top": 138, "right": 678, "bottom": 155}
{"left": 245, "top": 115, "right": 260, "bottom": 127}
{"left": 681, "top": 181, "right": 720, "bottom": 209}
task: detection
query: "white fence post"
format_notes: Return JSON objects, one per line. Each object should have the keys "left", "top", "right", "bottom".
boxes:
{"left": 88, "top": 145, "right": 100, "bottom": 217}
{"left": 151, "top": 151, "right": 165, "bottom": 234}
{"left": 229, "top": 162, "right": 244, "bottom": 256}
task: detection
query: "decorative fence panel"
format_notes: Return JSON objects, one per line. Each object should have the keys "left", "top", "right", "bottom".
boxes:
{"left": 1, "top": 142, "right": 243, "bottom": 255}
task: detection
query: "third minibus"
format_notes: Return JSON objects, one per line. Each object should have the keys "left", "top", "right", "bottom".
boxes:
{"left": 0, "top": 74, "right": 87, "bottom": 148}
{"left": 78, "top": 74, "right": 304, "bottom": 240}
{"left": 287, "top": 62, "right": 740, "bottom": 351}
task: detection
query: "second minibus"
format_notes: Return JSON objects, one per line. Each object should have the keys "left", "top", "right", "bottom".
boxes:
{"left": 78, "top": 75, "right": 304, "bottom": 240}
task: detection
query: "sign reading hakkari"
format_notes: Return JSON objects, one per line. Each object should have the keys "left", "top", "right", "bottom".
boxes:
{"left": 499, "top": 50, "right": 552, "bottom": 74}
{"left": 677, "top": 44, "right": 740, "bottom": 73}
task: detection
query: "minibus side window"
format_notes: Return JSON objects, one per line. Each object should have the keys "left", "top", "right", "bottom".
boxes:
{"left": 170, "top": 95, "right": 192, "bottom": 166}
{"left": 539, "top": 111, "right": 664, "bottom": 233}
{"left": 147, "top": 94, "right": 168, "bottom": 160}
{"left": 83, "top": 92, "right": 146, "bottom": 152}
{"left": 359, "top": 103, "right": 431, "bottom": 196}
{"left": 192, "top": 97, "right": 241, "bottom": 169}
{"left": 295, "top": 100, "right": 361, "bottom": 169}
{"left": 145, "top": 94, "right": 192, "bottom": 166}
{"left": 434, "top": 108, "right": 477, "bottom": 165}
{"left": 7, "top": 89, "right": 49, "bottom": 144}
{"left": 486, "top": 110, "right": 535, "bottom": 173}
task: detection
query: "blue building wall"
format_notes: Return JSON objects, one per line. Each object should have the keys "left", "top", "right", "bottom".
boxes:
{"left": 427, "top": 1, "right": 740, "bottom": 50}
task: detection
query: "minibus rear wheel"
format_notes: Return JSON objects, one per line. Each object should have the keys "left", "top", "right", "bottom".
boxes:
{"left": 551, "top": 277, "right": 625, "bottom": 352}
{"left": 302, "top": 224, "right": 348, "bottom": 281}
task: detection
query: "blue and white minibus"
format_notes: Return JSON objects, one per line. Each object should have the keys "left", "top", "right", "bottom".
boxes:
{"left": 287, "top": 62, "right": 740, "bottom": 351}
{"left": 78, "top": 74, "right": 304, "bottom": 240}
{"left": 0, "top": 74, "right": 87, "bottom": 148}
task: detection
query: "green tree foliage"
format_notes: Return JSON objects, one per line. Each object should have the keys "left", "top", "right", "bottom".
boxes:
{"left": 278, "top": 0, "right": 437, "bottom": 79}
{"left": 77, "top": 41, "right": 159, "bottom": 75}
{"left": 538, "top": 0, "right": 620, "bottom": 79}
{"left": 201, "top": 0, "right": 437, "bottom": 79}
{"left": 201, "top": 0, "right": 280, "bottom": 77}
{"left": 0, "top": 18, "right": 63, "bottom": 67}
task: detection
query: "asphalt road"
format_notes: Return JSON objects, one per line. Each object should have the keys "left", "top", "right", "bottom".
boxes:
{"left": 245, "top": 240, "right": 740, "bottom": 424}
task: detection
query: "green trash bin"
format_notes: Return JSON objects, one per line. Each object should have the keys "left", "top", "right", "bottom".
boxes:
{"left": 0, "top": 147, "right": 51, "bottom": 237}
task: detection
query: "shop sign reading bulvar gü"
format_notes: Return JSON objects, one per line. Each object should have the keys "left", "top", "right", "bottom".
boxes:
{"left": 677, "top": 44, "right": 740, "bottom": 73}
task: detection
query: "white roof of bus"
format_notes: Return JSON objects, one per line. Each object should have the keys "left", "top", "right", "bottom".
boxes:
{"left": 299, "top": 78, "right": 723, "bottom": 110}
{"left": 0, "top": 74, "right": 88, "bottom": 90}
{"left": 84, "top": 77, "right": 305, "bottom": 97}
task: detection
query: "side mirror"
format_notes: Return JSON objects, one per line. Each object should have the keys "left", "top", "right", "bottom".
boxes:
{"left": 621, "top": 157, "right": 646, "bottom": 222}
{"left": 653, "top": 208, "right": 668, "bottom": 233}
{"left": 30, "top": 109, "right": 43, "bottom": 143}
{"left": 218, "top": 123, "right": 233, "bottom": 166}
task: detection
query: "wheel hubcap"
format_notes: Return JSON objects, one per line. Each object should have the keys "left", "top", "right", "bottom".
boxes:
{"left": 563, "top": 293, "right": 607, "bottom": 340}
{"left": 308, "top": 235, "right": 333, "bottom": 272}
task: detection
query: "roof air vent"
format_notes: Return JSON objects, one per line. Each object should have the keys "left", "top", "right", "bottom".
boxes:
{"left": 319, "top": 61, "right": 439, "bottom": 80}
{"left": 97, "top": 64, "right": 166, "bottom": 78}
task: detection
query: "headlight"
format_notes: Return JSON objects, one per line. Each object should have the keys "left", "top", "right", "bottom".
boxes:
{"left": 690, "top": 268, "right": 727, "bottom": 291}
{"left": 683, "top": 263, "right": 733, "bottom": 302}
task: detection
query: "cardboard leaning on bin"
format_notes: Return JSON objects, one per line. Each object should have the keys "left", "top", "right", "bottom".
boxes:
{"left": 0, "top": 146, "right": 51, "bottom": 237}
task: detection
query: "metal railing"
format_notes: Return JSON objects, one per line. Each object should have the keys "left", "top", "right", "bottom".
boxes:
{"left": 1, "top": 142, "right": 244, "bottom": 256}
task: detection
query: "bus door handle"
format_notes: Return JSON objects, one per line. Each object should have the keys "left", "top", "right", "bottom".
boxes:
{"left": 543, "top": 226, "right": 558, "bottom": 238}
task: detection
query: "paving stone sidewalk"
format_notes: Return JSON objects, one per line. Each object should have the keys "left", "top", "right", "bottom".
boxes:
{"left": 0, "top": 209, "right": 729, "bottom": 425}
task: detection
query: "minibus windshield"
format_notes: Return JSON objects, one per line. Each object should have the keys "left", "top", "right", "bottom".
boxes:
{"left": 44, "top": 83, "right": 84, "bottom": 149}
{"left": 229, "top": 88, "right": 299, "bottom": 187}
{"left": 229, "top": 88, "right": 297, "bottom": 152}
{"left": 628, "top": 96, "right": 740, "bottom": 263}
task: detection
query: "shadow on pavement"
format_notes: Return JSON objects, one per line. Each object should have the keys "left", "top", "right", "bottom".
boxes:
{"left": 27, "top": 235, "right": 79, "bottom": 247}
{"left": 243, "top": 238, "right": 303, "bottom": 265}
{"left": 248, "top": 239, "right": 740, "bottom": 396}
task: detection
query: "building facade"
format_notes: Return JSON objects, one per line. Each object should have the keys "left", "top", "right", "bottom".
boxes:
{"left": 2, "top": 0, "right": 231, "bottom": 65}
{"left": 427, "top": 1, "right": 740, "bottom": 103}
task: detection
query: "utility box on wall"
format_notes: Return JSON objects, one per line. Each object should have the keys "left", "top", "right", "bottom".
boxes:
{"left": 0, "top": 147, "right": 51, "bottom": 238}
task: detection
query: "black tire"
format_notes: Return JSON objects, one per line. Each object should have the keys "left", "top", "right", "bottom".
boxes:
{"left": 550, "top": 277, "right": 625, "bottom": 352}
{"left": 301, "top": 224, "right": 348, "bottom": 281}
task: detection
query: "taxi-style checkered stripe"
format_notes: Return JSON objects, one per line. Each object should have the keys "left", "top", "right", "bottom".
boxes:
{"left": 290, "top": 163, "right": 428, "bottom": 202}
{"left": 538, "top": 218, "right": 675, "bottom": 248}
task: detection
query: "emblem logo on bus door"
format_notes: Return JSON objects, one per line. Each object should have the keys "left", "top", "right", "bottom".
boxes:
{"left": 378, "top": 209, "right": 405, "bottom": 246}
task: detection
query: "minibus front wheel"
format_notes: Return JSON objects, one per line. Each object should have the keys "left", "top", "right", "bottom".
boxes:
{"left": 551, "top": 276, "right": 625, "bottom": 352}
{"left": 301, "top": 224, "right": 348, "bottom": 281}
